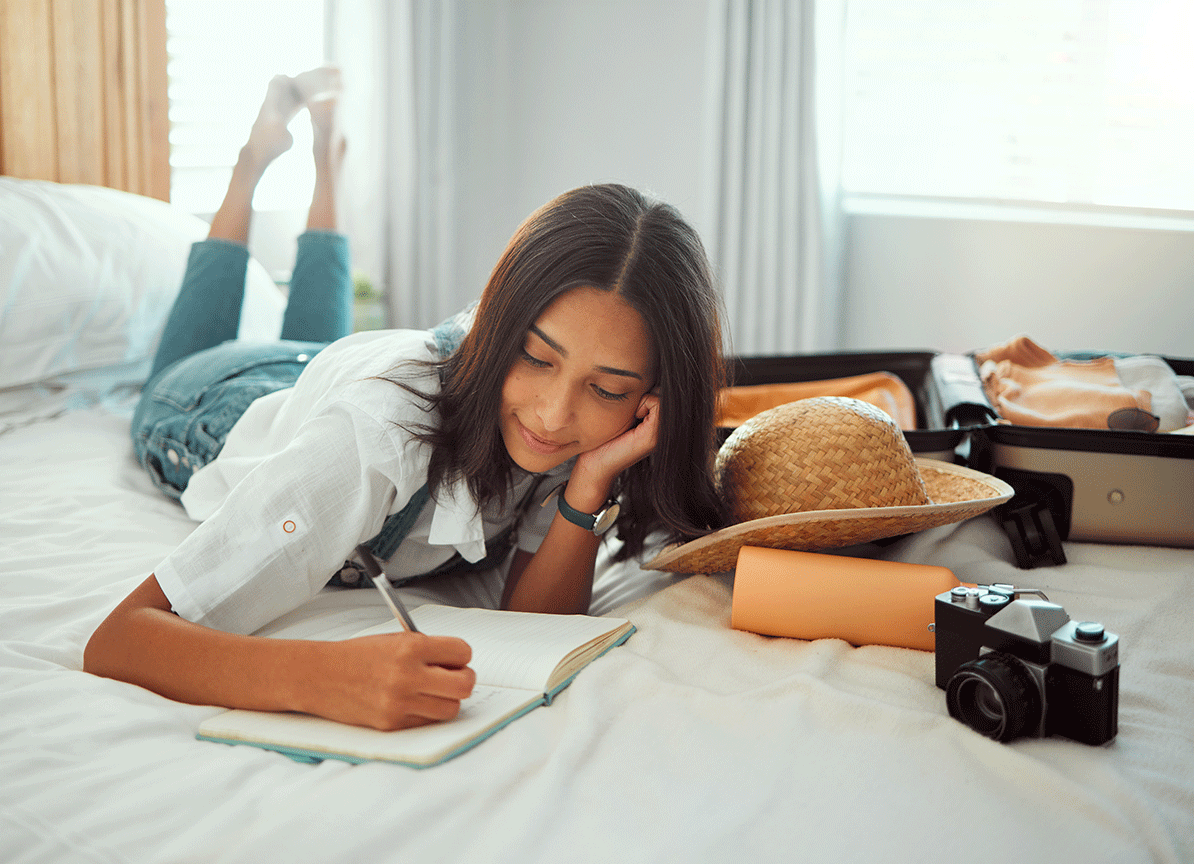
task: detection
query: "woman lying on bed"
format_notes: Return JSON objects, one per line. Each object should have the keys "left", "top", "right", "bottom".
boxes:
{"left": 84, "top": 68, "right": 726, "bottom": 733}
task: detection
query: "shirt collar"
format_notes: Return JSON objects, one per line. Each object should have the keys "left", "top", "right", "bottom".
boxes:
{"left": 427, "top": 475, "right": 487, "bottom": 562}
{"left": 425, "top": 462, "right": 574, "bottom": 563}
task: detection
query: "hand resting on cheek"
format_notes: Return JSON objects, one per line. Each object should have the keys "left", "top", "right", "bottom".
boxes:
{"left": 573, "top": 392, "right": 661, "bottom": 486}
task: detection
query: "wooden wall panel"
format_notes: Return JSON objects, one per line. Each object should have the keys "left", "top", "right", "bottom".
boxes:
{"left": 0, "top": 0, "right": 169, "bottom": 200}
{"left": 0, "top": 1, "right": 59, "bottom": 181}
{"left": 52, "top": 0, "right": 107, "bottom": 185}
{"left": 101, "top": 0, "right": 129, "bottom": 191}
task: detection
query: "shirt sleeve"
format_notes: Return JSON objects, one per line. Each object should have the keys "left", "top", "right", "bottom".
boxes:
{"left": 154, "top": 402, "right": 416, "bottom": 635}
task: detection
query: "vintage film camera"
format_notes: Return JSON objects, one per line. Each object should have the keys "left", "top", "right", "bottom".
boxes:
{"left": 933, "top": 584, "right": 1119, "bottom": 745}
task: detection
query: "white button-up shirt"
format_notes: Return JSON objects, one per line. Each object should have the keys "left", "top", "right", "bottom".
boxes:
{"left": 154, "top": 328, "right": 565, "bottom": 635}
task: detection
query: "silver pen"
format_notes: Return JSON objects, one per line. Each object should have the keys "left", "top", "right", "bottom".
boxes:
{"left": 355, "top": 544, "right": 419, "bottom": 633}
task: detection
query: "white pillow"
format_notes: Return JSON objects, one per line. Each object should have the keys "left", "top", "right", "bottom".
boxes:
{"left": 0, "top": 177, "right": 284, "bottom": 390}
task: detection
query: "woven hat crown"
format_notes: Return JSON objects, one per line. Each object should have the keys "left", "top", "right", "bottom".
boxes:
{"left": 715, "top": 396, "right": 931, "bottom": 523}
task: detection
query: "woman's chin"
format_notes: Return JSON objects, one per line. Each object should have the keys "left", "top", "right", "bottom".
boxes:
{"left": 507, "top": 450, "right": 569, "bottom": 475}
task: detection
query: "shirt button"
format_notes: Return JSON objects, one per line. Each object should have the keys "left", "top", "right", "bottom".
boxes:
{"left": 167, "top": 450, "right": 180, "bottom": 465}
{"left": 296, "top": 354, "right": 310, "bottom": 362}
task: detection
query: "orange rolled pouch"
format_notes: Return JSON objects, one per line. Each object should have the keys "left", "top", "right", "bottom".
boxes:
{"left": 730, "top": 546, "right": 961, "bottom": 652}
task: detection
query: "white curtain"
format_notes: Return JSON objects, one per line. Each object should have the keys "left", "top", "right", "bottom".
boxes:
{"left": 703, "top": 0, "right": 846, "bottom": 356}
{"left": 328, "top": 0, "right": 459, "bottom": 329}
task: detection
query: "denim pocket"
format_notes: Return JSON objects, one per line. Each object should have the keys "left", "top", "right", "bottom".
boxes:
{"left": 132, "top": 340, "right": 325, "bottom": 498}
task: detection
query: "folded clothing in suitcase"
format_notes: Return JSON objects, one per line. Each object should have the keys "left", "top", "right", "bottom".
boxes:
{"left": 930, "top": 345, "right": 1194, "bottom": 567}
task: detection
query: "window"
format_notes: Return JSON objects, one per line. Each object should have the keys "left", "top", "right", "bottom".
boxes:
{"left": 841, "top": 0, "right": 1194, "bottom": 213}
{"left": 165, "top": 0, "right": 327, "bottom": 214}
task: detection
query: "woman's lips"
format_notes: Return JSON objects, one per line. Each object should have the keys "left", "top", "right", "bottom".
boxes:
{"left": 517, "top": 420, "right": 569, "bottom": 455}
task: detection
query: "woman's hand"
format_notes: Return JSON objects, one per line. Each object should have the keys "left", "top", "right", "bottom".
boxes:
{"left": 572, "top": 393, "right": 660, "bottom": 491}
{"left": 310, "top": 632, "right": 476, "bottom": 731}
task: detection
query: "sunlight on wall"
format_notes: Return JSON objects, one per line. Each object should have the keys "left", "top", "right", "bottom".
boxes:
{"left": 843, "top": 0, "right": 1194, "bottom": 212}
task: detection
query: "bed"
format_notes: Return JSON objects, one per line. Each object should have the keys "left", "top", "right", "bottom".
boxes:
{"left": 2, "top": 176, "right": 1193, "bottom": 864}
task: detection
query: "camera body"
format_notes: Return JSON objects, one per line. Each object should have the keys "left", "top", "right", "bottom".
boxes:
{"left": 934, "top": 585, "right": 1119, "bottom": 745}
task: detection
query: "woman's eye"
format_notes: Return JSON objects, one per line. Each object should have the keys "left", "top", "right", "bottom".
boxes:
{"left": 521, "top": 350, "right": 550, "bottom": 368}
{"left": 593, "top": 384, "right": 631, "bottom": 402}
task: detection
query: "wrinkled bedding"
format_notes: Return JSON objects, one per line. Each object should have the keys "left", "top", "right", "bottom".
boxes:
{"left": 1, "top": 395, "right": 1192, "bottom": 863}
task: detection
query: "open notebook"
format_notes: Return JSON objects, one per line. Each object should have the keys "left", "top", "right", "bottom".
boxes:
{"left": 197, "top": 604, "right": 635, "bottom": 768}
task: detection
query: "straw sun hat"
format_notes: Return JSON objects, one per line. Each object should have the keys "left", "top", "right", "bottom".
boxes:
{"left": 644, "top": 396, "right": 1014, "bottom": 573}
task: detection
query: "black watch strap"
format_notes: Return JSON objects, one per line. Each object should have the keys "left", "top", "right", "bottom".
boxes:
{"left": 555, "top": 490, "right": 620, "bottom": 535}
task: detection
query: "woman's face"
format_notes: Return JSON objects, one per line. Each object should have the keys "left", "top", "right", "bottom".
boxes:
{"left": 500, "top": 286, "right": 655, "bottom": 474}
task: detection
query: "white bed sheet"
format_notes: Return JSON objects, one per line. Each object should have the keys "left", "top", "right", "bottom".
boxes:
{"left": 1, "top": 396, "right": 1192, "bottom": 864}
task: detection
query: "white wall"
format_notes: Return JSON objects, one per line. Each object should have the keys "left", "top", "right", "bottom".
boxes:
{"left": 842, "top": 213, "right": 1194, "bottom": 357}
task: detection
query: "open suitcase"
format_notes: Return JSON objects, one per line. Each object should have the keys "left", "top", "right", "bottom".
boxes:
{"left": 724, "top": 352, "right": 970, "bottom": 461}
{"left": 726, "top": 350, "right": 1194, "bottom": 569}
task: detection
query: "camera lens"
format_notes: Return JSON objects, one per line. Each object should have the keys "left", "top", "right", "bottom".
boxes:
{"left": 946, "top": 653, "right": 1042, "bottom": 742}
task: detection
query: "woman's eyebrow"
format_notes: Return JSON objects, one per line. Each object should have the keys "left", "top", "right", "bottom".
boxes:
{"left": 529, "top": 325, "right": 565, "bottom": 355}
{"left": 529, "top": 325, "right": 644, "bottom": 380}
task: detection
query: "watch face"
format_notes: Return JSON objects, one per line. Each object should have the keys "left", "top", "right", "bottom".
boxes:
{"left": 594, "top": 502, "right": 620, "bottom": 535}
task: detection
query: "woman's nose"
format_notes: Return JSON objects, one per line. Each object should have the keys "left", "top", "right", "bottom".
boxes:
{"left": 537, "top": 381, "right": 575, "bottom": 432}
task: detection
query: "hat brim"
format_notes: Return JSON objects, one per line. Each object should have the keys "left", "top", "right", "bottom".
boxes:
{"left": 643, "top": 459, "right": 1014, "bottom": 573}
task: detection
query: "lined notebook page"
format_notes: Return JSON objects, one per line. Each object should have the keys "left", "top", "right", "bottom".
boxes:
{"left": 357, "top": 606, "right": 629, "bottom": 692}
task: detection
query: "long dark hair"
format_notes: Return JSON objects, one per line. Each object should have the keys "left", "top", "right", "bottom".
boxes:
{"left": 399, "top": 183, "right": 726, "bottom": 560}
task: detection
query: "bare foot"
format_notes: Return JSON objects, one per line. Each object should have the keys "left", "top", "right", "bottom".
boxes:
{"left": 293, "top": 66, "right": 343, "bottom": 105}
{"left": 309, "top": 98, "right": 346, "bottom": 166}
{"left": 242, "top": 74, "right": 305, "bottom": 168}
{"left": 304, "top": 69, "right": 346, "bottom": 170}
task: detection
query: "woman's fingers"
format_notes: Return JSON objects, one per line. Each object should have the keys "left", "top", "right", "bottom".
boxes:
{"left": 637, "top": 392, "right": 659, "bottom": 420}
{"left": 326, "top": 632, "right": 477, "bottom": 730}
{"left": 416, "top": 633, "right": 472, "bottom": 669}
{"left": 420, "top": 654, "right": 477, "bottom": 701}
{"left": 401, "top": 691, "right": 474, "bottom": 725}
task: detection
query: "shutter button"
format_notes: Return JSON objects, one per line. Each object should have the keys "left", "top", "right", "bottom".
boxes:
{"left": 1074, "top": 622, "right": 1106, "bottom": 643}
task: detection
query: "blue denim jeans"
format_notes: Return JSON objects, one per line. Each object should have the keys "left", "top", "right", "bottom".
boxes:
{"left": 132, "top": 232, "right": 351, "bottom": 499}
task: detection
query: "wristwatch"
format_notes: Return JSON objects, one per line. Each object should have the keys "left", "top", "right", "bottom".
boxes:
{"left": 556, "top": 490, "right": 620, "bottom": 535}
